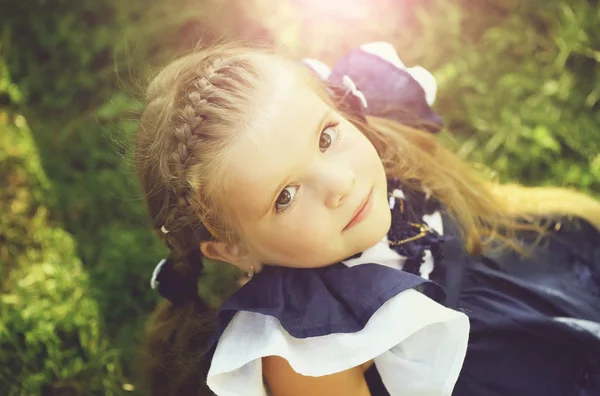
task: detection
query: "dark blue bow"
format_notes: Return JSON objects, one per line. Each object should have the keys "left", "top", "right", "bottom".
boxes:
{"left": 305, "top": 45, "right": 444, "bottom": 133}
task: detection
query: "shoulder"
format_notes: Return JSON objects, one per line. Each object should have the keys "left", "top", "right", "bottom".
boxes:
{"left": 263, "top": 356, "right": 371, "bottom": 396}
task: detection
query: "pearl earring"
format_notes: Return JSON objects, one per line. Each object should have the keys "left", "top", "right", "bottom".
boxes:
{"left": 246, "top": 265, "right": 255, "bottom": 280}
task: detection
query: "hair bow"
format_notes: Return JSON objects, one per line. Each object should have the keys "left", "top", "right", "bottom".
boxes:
{"left": 303, "top": 42, "right": 443, "bottom": 133}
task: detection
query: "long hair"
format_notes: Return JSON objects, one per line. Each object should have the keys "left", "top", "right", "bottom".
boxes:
{"left": 357, "top": 115, "right": 600, "bottom": 254}
{"left": 134, "top": 43, "right": 600, "bottom": 395}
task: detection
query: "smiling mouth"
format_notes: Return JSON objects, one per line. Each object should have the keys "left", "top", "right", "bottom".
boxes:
{"left": 343, "top": 187, "right": 373, "bottom": 231}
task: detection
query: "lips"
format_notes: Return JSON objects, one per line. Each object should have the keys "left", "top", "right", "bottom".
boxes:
{"left": 343, "top": 187, "right": 373, "bottom": 231}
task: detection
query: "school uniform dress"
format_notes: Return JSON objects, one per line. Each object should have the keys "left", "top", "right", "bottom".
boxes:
{"left": 204, "top": 43, "right": 600, "bottom": 395}
{"left": 204, "top": 179, "right": 600, "bottom": 396}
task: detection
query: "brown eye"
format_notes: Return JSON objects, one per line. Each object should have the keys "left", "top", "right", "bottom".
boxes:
{"left": 277, "top": 189, "right": 291, "bottom": 206}
{"left": 275, "top": 186, "right": 298, "bottom": 213}
{"left": 319, "top": 125, "right": 339, "bottom": 152}
{"left": 319, "top": 131, "right": 332, "bottom": 150}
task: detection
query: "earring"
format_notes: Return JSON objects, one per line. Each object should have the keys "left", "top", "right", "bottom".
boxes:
{"left": 246, "top": 265, "right": 255, "bottom": 280}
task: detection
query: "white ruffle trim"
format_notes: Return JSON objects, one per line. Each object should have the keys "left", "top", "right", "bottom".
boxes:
{"left": 207, "top": 289, "right": 469, "bottom": 396}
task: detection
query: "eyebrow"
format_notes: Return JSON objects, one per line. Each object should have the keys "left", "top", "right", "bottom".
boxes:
{"left": 260, "top": 108, "right": 333, "bottom": 218}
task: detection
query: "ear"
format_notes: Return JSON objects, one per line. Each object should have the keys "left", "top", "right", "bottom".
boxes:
{"left": 200, "top": 240, "right": 257, "bottom": 271}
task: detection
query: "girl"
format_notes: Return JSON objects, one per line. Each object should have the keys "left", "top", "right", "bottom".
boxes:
{"left": 135, "top": 42, "right": 600, "bottom": 396}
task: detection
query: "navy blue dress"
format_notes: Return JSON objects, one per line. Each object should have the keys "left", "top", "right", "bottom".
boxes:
{"left": 448, "top": 214, "right": 600, "bottom": 395}
{"left": 206, "top": 185, "right": 600, "bottom": 395}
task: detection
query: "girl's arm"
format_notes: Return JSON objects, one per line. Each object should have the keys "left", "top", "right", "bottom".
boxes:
{"left": 263, "top": 355, "right": 372, "bottom": 396}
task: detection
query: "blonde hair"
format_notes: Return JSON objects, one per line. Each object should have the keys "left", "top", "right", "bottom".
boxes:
{"left": 359, "top": 116, "right": 600, "bottom": 254}
{"left": 135, "top": 44, "right": 600, "bottom": 395}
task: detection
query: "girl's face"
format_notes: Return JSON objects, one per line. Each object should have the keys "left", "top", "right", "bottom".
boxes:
{"left": 222, "top": 72, "right": 391, "bottom": 268}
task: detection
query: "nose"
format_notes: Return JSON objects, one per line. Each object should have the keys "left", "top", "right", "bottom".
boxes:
{"left": 320, "top": 165, "right": 356, "bottom": 209}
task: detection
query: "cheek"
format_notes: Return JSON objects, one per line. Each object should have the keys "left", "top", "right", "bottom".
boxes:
{"left": 280, "top": 209, "right": 332, "bottom": 244}
{"left": 343, "top": 120, "right": 375, "bottom": 152}
{"left": 258, "top": 209, "right": 332, "bottom": 257}
{"left": 347, "top": 127, "right": 383, "bottom": 171}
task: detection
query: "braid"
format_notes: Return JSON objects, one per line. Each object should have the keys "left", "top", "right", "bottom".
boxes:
{"left": 171, "top": 71, "right": 217, "bottom": 168}
{"left": 138, "top": 48, "right": 267, "bottom": 250}
{"left": 160, "top": 56, "right": 229, "bottom": 244}
{"left": 136, "top": 46, "right": 324, "bottom": 395}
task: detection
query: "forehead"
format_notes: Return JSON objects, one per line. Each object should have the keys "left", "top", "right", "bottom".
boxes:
{"left": 222, "top": 70, "right": 329, "bottom": 219}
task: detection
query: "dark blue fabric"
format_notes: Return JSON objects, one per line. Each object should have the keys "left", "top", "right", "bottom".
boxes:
{"left": 385, "top": 178, "right": 452, "bottom": 279}
{"left": 363, "top": 214, "right": 600, "bottom": 396}
{"left": 364, "top": 363, "right": 389, "bottom": 396}
{"left": 436, "top": 212, "right": 470, "bottom": 309}
{"left": 450, "top": 216, "right": 600, "bottom": 396}
{"left": 206, "top": 262, "right": 444, "bottom": 361}
{"left": 327, "top": 48, "right": 444, "bottom": 133}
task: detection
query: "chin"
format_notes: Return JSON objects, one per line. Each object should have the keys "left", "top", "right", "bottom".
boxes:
{"left": 353, "top": 208, "right": 391, "bottom": 254}
{"left": 375, "top": 186, "right": 392, "bottom": 231}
